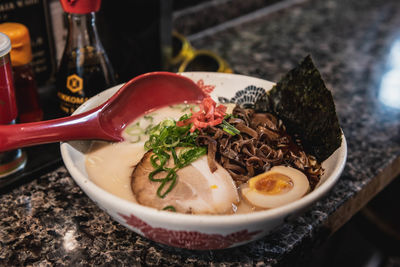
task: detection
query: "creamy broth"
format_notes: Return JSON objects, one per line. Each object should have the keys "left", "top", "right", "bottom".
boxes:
{"left": 86, "top": 141, "right": 144, "bottom": 202}
{"left": 85, "top": 105, "right": 196, "bottom": 203}
{"left": 85, "top": 103, "right": 298, "bottom": 214}
{"left": 86, "top": 137, "right": 255, "bottom": 213}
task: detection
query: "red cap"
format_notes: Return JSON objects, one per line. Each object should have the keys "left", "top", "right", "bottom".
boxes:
{"left": 60, "top": 0, "right": 101, "bottom": 14}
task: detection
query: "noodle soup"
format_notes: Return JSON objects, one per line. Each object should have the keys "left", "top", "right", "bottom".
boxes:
{"left": 85, "top": 101, "right": 320, "bottom": 215}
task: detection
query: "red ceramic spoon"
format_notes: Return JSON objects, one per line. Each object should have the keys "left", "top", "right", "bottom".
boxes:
{"left": 0, "top": 72, "right": 206, "bottom": 152}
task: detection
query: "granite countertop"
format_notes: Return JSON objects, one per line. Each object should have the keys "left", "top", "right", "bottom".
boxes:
{"left": 1, "top": 0, "right": 400, "bottom": 265}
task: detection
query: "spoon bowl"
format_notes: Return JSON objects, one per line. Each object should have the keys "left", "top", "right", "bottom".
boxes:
{"left": 0, "top": 72, "right": 206, "bottom": 152}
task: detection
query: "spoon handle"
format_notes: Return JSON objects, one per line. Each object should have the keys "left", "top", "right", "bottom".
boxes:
{"left": 0, "top": 110, "right": 120, "bottom": 152}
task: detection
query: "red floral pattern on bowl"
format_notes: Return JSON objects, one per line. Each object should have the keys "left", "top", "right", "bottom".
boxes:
{"left": 119, "top": 212, "right": 261, "bottom": 250}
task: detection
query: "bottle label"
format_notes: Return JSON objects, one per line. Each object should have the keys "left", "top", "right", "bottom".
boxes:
{"left": 56, "top": 47, "right": 115, "bottom": 115}
{"left": 57, "top": 91, "right": 89, "bottom": 114}
{"left": 58, "top": 73, "right": 88, "bottom": 114}
{"left": 66, "top": 73, "right": 83, "bottom": 93}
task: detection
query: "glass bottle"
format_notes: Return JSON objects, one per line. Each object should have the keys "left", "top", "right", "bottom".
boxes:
{"left": 0, "top": 22, "right": 43, "bottom": 123}
{"left": 56, "top": 0, "right": 115, "bottom": 115}
{"left": 0, "top": 32, "right": 27, "bottom": 178}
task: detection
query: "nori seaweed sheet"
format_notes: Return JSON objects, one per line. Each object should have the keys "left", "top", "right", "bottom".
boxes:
{"left": 255, "top": 55, "right": 342, "bottom": 162}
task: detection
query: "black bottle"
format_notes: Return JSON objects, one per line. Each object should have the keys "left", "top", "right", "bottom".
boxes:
{"left": 56, "top": 0, "right": 115, "bottom": 115}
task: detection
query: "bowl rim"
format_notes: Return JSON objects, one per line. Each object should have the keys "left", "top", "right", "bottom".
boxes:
{"left": 60, "top": 71, "right": 347, "bottom": 226}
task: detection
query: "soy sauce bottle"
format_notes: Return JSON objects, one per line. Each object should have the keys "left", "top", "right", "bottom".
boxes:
{"left": 56, "top": 0, "right": 115, "bottom": 115}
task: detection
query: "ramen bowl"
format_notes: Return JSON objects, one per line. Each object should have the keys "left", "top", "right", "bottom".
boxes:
{"left": 60, "top": 72, "right": 347, "bottom": 250}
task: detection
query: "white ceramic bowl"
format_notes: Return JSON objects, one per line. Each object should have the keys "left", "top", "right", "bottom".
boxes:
{"left": 60, "top": 72, "right": 347, "bottom": 250}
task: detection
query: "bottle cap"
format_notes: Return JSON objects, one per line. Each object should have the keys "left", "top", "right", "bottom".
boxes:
{"left": 0, "top": 32, "right": 11, "bottom": 58}
{"left": 0, "top": 23, "right": 32, "bottom": 66}
{"left": 60, "top": 0, "right": 101, "bottom": 14}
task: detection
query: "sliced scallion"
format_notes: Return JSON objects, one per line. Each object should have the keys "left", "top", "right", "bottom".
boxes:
{"left": 144, "top": 119, "right": 206, "bottom": 199}
{"left": 220, "top": 120, "right": 240, "bottom": 136}
{"left": 162, "top": 205, "right": 176, "bottom": 212}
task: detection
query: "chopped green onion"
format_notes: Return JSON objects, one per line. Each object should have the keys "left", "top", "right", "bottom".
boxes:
{"left": 178, "top": 113, "right": 191, "bottom": 122}
{"left": 150, "top": 153, "right": 169, "bottom": 169}
{"left": 220, "top": 120, "right": 240, "bottom": 136}
{"left": 149, "top": 168, "right": 168, "bottom": 182}
{"left": 125, "top": 123, "right": 144, "bottom": 136}
{"left": 169, "top": 104, "right": 197, "bottom": 112}
{"left": 177, "top": 147, "right": 207, "bottom": 168}
{"left": 163, "top": 136, "right": 180, "bottom": 147}
{"left": 144, "top": 115, "right": 154, "bottom": 122}
{"left": 144, "top": 118, "right": 205, "bottom": 199}
{"left": 157, "top": 170, "right": 177, "bottom": 198}
{"left": 222, "top": 128, "right": 237, "bottom": 136}
{"left": 162, "top": 205, "right": 176, "bottom": 212}
{"left": 170, "top": 148, "right": 179, "bottom": 165}
{"left": 224, "top": 114, "right": 233, "bottom": 120}
{"left": 160, "top": 119, "right": 175, "bottom": 127}
{"left": 130, "top": 136, "right": 141, "bottom": 143}
{"left": 144, "top": 124, "right": 154, "bottom": 135}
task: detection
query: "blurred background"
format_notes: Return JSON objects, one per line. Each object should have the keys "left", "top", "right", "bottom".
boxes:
{"left": 0, "top": 0, "right": 288, "bottom": 118}
{"left": 0, "top": 1, "right": 399, "bottom": 266}
{"left": 0, "top": 0, "right": 285, "bottom": 87}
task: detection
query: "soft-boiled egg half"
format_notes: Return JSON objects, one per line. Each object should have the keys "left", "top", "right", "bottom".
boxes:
{"left": 241, "top": 165, "right": 310, "bottom": 209}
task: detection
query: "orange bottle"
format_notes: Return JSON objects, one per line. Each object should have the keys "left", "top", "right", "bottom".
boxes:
{"left": 0, "top": 22, "right": 43, "bottom": 123}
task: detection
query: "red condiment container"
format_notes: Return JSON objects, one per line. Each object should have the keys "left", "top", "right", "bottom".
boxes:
{"left": 0, "top": 32, "right": 18, "bottom": 124}
{"left": 0, "top": 32, "right": 26, "bottom": 178}
{"left": 0, "top": 23, "right": 43, "bottom": 123}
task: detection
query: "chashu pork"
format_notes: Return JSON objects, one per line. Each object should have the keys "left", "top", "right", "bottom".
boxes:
{"left": 131, "top": 151, "right": 239, "bottom": 214}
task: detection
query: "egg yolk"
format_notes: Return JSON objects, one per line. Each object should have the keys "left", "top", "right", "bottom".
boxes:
{"left": 249, "top": 173, "right": 293, "bottom": 195}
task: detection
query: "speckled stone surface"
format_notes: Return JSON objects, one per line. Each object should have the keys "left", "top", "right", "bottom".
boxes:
{"left": 1, "top": 0, "right": 400, "bottom": 266}
{"left": 173, "top": 0, "right": 281, "bottom": 36}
